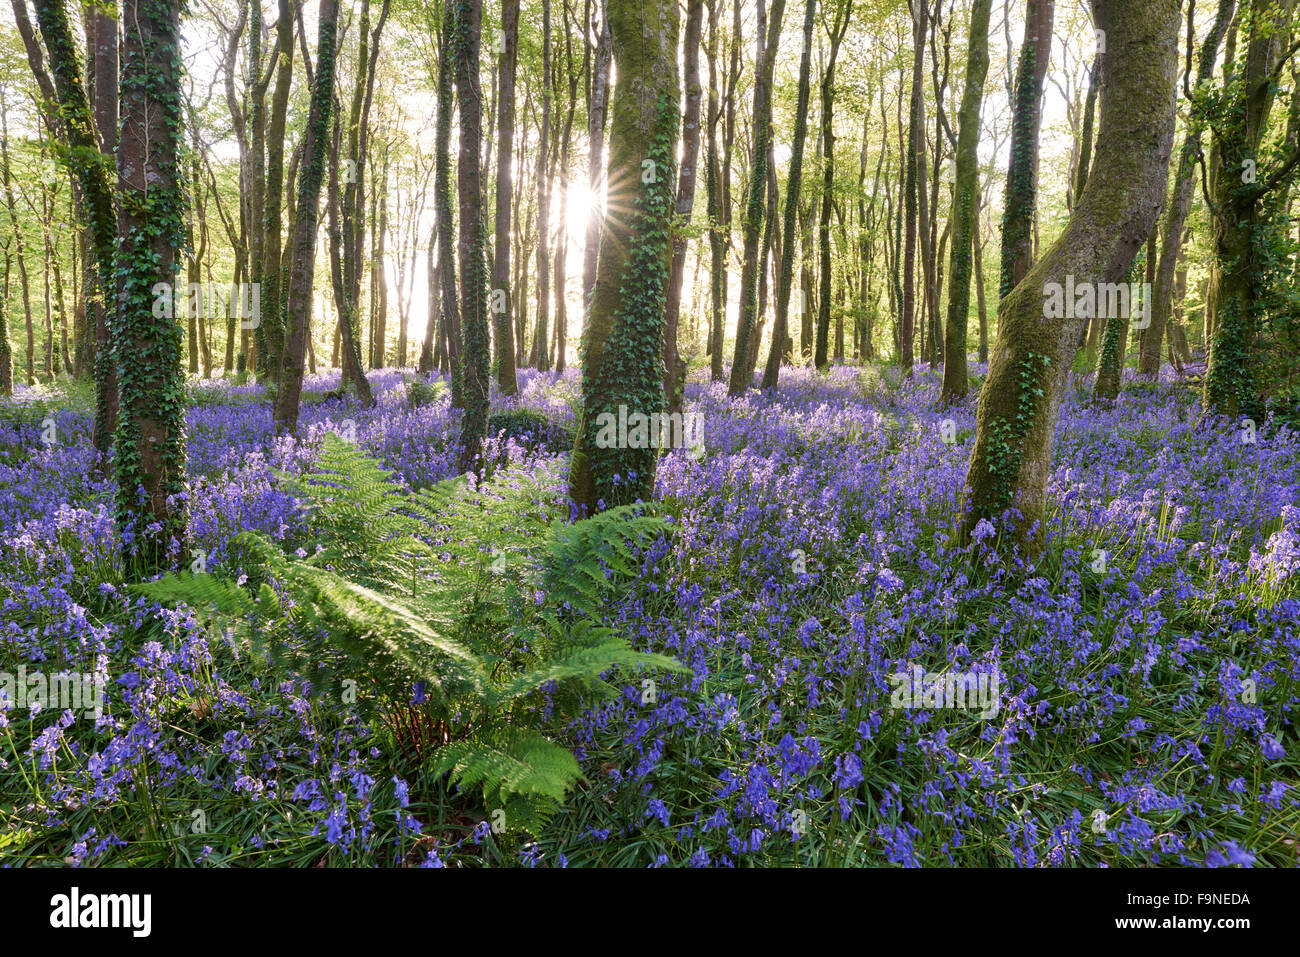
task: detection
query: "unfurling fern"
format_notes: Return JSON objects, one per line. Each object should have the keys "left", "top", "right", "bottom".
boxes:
{"left": 134, "top": 434, "right": 688, "bottom": 821}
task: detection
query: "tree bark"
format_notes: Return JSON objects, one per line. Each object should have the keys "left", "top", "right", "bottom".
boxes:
{"left": 728, "top": 0, "right": 786, "bottom": 395}
{"left": 569, "top": 0, "right": 681, "bottom": 512}
{"left": 114, "top": 0, "right": 188, "bottom": 573}
{"left": 963, "top": 0, "right": 1180, "bottom": 548}
{"left": 454, "top": 0, "right": 491, "bottom": 473}
{"left": 274, "top": 0, "right": 340, "bottom": 432}
{"left": 663, "top": 0, "right": 703, "bottom": 412}
{"left": 492, "top": 0, "right": 520, "bottom": 394}
{"left": 998, "top": 0, "right": 1054, "bottom": 298}
{"left": 940, "top": 0, "right": 993, "bottom": 403}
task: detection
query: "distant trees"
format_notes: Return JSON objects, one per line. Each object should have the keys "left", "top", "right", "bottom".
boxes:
{"left": 762, "top": 0, "right": 817, "bottom": 391}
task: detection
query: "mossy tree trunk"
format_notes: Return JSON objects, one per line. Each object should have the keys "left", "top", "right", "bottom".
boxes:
{"left": 454, "top": 0, "right": 491, "bottom": 474}
{"left": 434, "top": 0, "right": 462, "bottom": 402}
{"left": 32, "top": 0, "right": 118, "bottom": 451}
{"left": 1093, "top": 239, "right": 1146, "bottom": 400}
{"left": 940, "top": 0, "right": 993, "bottom": 404}
{"left": 963, "top": 0, "right": 1181, "bottom": 548}
{"left": 113, "top": 0, "right": 188, "bottom": 573}
{"left": 492, "top": 0, "right": 520, "bottom": 396}
{"left": 569, "top": 0, "right": 681, "bottom": 513}
{"left": 273, "top": 0, "right": 339, "bottom": 433}
{"left": 1202, "top": 0, "right": 1300, "bottom": 419}
{"left": 999, "top": 0, "right": 1054, "bottom": 299}
{"left": 258, "top": 0, "right": 294, "bottom": 386}
{"left": 1140, "top": 0, "right": 1235, "bottom": 378}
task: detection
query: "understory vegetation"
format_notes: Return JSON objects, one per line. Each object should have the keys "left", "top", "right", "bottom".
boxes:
{"left": 2, "top": 364, "right": 1296, "bottom": 866}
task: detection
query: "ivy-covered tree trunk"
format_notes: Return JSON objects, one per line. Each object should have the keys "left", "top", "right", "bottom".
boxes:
{"left": 999, "top": 0, "right": 1053, "bottom": 298}
{"left": 762, "top": 0, "right": 816, "bottom": 390}
{"left": 1202, "top": 0, "right": 1300, "bottom": 418}
{"left": 727, "top": 0, "right": 785, "bottom": 396}
{"left": 663, "top": 0, "right": 703, "bottom": 414}
{"left": 492, "top": 0, "right": 520, "bottom": 396}
{"left": 1140, "top": 0, "right": 1235, "bottom": 378}
{"left": 113, "top": 0, "right": 188, "bottom": 573}
{"left": 32, "top": 0, "right": 119, "bottom": 452}
{"left": 454, "top": 0, "right": 490, "bottom": 474}
{"left": 940, "top": 0, "right": 992, "bottom": 404}
{"left": 569, "top": 0, "right": 681, "bottom": 513}
{"left": 273, "top": 0, "right": 339, "bottom": 433}
{"left": 963, "top": 0, "right": 1180, "bottom": 548}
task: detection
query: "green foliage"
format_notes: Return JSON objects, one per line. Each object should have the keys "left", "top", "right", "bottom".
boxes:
{"left": 486, "top": 407, "right": 574, "bottom": 453}
{"left": 982, "top": 351, "right": 1049, "bottom": 522}
{"left": 405, "top": 375, "right": 446, "bottom": 408}
{"left": 134, "top": 434, "right": 687, "bottom": 818}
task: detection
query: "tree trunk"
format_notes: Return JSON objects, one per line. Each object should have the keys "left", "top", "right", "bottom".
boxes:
{"left": 940, "top": 0, "right": 993, "bottom": 403}
{"left": 273, "top": 0, "right": 340, "bottom": 432}
{"left": 963, "top": 0, "right": 1180, "bottom": 548}
{"left": 762, "top": 0, "right": 817, "bottom": 390}
{"left": 1140, "top": 0, "right": 1235, "bottom": 377}
{"left": 582, "top": 0, "right": 612, "bottom": 313}
{"left": 569, "top": 0, "right": 681, "bottom": 512}
{"left": 260, "top": 0, "right": 295, "bottom": 385}
{"left": 492, "top": 0, "right": 520, "bottom": 394}
{"left": 435, "top": 0, "right": 462, "bottom": 403}
{"left": 728, "top": 0, "right": 786, "bottom": 395}
{"left": 998, "top": 0, "right": 1054, "bottom": 298}
{"left": 813, "top": 1, "right": 850, "bottom": 370}
{"left": 114, "top": 0, "right": 188, "bottom": 573}
{"left": 32, "top": 0, "right": 118, "bottom": 451}
{"left": 663, "top": 0, "right": 703, "bottom": 412}
{"left": 454, "top": 0, "right": 491, "bottom": 473}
